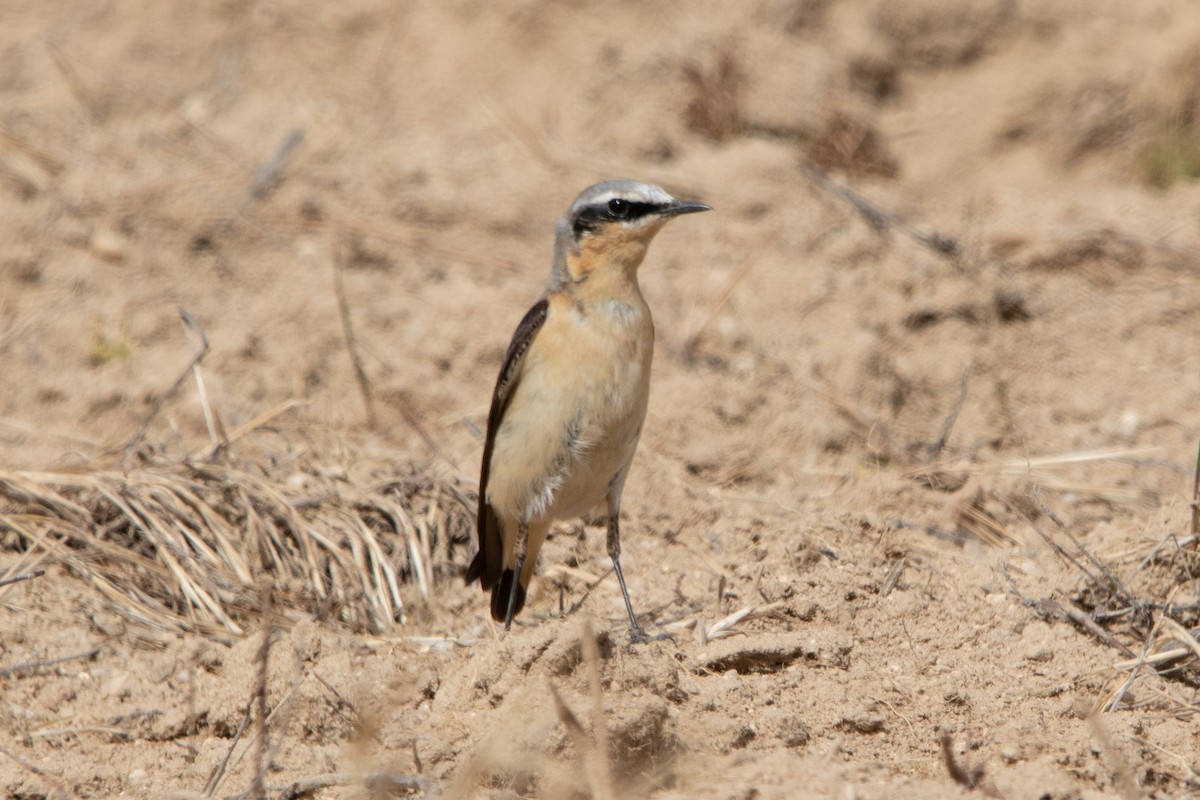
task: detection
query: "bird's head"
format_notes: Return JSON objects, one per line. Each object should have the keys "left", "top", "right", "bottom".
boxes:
{"left": 551, "top": 180, "right": 709, "bottom": 290}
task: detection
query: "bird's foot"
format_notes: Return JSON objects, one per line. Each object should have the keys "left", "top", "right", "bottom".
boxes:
{"left": 627, "top": 625, "right": 673, "bottom": 645}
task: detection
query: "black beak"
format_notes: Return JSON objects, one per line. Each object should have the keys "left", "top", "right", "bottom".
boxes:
{"left": 660, "top": 200, "right": 712, "bottom": 218}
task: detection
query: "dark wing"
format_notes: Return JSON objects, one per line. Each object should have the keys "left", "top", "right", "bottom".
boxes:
{"left": 464, "top": 297, "right": 549, "bottom": 591}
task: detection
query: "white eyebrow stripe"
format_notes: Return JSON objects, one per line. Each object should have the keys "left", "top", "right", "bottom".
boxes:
{"left": 581, "top": 186, "right": 674, "bottom": 209}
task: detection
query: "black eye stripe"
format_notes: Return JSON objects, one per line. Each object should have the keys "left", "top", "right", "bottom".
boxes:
{"left": 573, "top": 200, "right": 661, "bottom": 232}
{"left": 616, "top": 201, "right": 657, "bottom": 219}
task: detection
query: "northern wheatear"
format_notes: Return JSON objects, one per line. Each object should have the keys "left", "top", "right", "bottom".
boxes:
{"left": 465, "top": 180, "right": 710, "bottom": 643}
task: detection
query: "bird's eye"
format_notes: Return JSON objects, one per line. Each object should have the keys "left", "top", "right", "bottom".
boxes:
{"left": 607, "top": 198, "right": 629, "bottom": 217}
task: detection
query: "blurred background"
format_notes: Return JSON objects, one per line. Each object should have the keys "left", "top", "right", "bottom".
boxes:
{"left": 3, "top": 1, "right": 1197, "bottom": 473}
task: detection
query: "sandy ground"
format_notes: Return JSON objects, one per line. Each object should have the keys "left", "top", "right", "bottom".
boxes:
{"left": 2, "top": 1, "right": 1200, "bottom": 798}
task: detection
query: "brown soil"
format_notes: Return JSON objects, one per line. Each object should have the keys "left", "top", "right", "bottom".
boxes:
{"left": 2, "top": 2, "right": 1199, "bottom": 798}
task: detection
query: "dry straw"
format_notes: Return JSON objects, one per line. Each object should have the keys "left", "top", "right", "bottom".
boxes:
{"left": 0, "top": 459, "right": 473, "bottom": 640}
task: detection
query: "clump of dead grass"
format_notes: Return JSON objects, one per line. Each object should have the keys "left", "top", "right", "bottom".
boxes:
{"left": 0, "top": 454, "right": 473, "bottom": 640}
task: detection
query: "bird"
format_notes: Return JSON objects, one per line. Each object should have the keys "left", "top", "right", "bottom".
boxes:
{"left": 465, "top": 180, "right": 710, "bottom": 643}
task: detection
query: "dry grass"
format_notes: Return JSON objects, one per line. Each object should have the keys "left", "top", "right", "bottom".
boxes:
{"left": 0, "top": 453, "right": 474, "bottom": 640}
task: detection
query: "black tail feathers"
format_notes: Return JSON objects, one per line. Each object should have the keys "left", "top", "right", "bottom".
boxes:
{"left": 491, "top": 568, "right": 526, "bottom": 623}
{"left": 464, "top": 550, "right": 486, "bottom": 587}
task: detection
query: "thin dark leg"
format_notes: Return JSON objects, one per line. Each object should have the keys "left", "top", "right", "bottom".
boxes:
{"left": 607, "top": 514, "right": 646, "bottom": 644}
{"left": 504, "top": 554, "right": 524, "bottom": 630}
{"left": 505, "top": 521, "right": 528, "bottom": 630}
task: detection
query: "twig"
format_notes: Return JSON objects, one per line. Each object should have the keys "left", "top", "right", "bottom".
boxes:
{"left": 250, "top": 590, "right": 274, "bottom": 800}
{"left": 709, "top": 605, "right": 754, "bottom": 639}
{"left": 183, "top": 309, "right": 228, "bottom": 454}
{"left": 218, "top": 129, "right": 306, "bottom": 233}
{"left": 311, "top": 670, "right": 360, "bottom": 723}
{"left": 0, "top": 646, "right": 100, "bottom": 679}
{"left": 0, "top": 741, "right": 72, "bottom": 798}
{"left": 1134, "top": 529, "right": 1194, "bottom": 585}
{"left": 218, "top": 672, "right": 311, "bottom": 796}
{"left": 204, "top": 703, "right": 252, "bottom": 796}
{"left": 250, "top": 129, "right": 304, "bottom": 201}
{"left": 927, "top": 364, "right": 971, "bottom": 459}
{"left": 1001, "top": 569, "right": 1133, "bottom": 657}
{"left": 706, "top": 601, "right": 786, "bottom": 639}
{"left": 1160, "top": 618, "right": 1200, "bottom": 662}
{"left": 122, "top": 307, "right": 212, "bottom": 456}
{"left": 565, "top": 566, "right": 616, "bottom": 616}
{"left": 189, "top": 399, "right": 301, "bottom": 462}
{"left": 801, "top": 162, "right": 959, "bottom": 258}
{"left": 31, "top": 725, "right": 131, "bottom": 740}
{"left": 911, "top": 447, "right": 1167, "bottom": 479}
{"left": 1109, "top": 609, "right": 1167, "bottom": 713}
{"left": 881, "top": 558, "right": 906, "bottom": 597}
{"left": 1112, "top": 647, "right": 1192, "bottom": 670}
{"left": 1132, "top": 733, "right": 1200, "bottom": 784}
{"left": 1036, "top": 492, "right": 1136, "bottom": 608}
{"left": 1059, "top": 600, "right": 1136, "bottom": 659}
{"left": 334, "top": 235, "right": 377, "bottom": 428}
{"left": 1189, "top": 439, "right": 1199, "bottom": 539}
{"left": 994, "top": 492, "right": 1127, "bottom": 606}
{"left": 332, "top": 243, "right": 443, "bottom": 452}
{"left": 396, "top": 394, "right": 445, "bottom": 457}
{"left": 0, "top": 568, "right": 45, "bottom": 588}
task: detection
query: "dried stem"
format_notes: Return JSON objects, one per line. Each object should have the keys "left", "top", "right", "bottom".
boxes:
{"left": 334, "top": 235, "right": 378, "bottom": 428}
{"left": 122, "top": 307, "right": 212, "bottom": 457}
{"left": 204, "top": 703, "right": 252, "bottom": 797}
{"left": 1189, "top": 439, "right": 1199, "bottom": 539}
{"left": 0, "top": 741, "right": 72, "bottom": 799}
{"left": 250, "top": 587, "right": 274, "bottom": 800}
{"left": 927, "top": 363, "right": 971, "bottom": 459}
{"left": 0, "top": 568, "right": 45, "bottom": 589}
{"left": 802, "top": 162, "right": 959, "bottom": 258}
{"left": 0, "top": 646, "right": 100, "bottom": 679}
